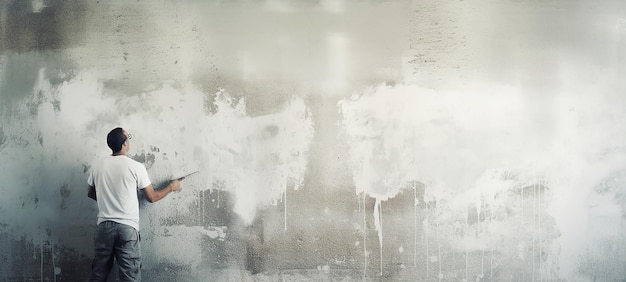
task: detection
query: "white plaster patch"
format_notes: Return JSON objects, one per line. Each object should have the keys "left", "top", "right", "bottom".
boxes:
{"left": 0, "top": 68, "right": 314, "bottom": 265}
{"left": 340, "top": 80, "right": 626, "bottom": 279}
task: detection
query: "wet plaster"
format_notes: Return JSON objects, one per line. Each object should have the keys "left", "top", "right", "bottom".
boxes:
{"left": 1, "top": 0, "right": 626, "bottom": 281}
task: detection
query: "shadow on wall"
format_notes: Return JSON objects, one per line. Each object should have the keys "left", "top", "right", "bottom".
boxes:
{"left": 0, "top": 0, "right": 87, "bottom": 53}
{"left": 0, "top": 151, "right": 98, "bottom": 279}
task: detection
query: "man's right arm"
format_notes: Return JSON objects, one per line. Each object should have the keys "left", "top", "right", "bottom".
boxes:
{"left": 88, "top": 185, "right": 97, "bottom": 201}
{"left": 142, "top": 180, "right": 180, "bottom": 203}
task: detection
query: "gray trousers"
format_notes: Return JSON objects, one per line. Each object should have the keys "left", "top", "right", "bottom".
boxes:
{"left": 89, "top": 221, "right": 141, "bottom": 282}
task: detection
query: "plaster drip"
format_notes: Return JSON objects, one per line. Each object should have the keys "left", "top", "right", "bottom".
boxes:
{"left": 201, "top": 189, "right": 205, "bottom": 226}
{"left": 283, "top": 178, "right": 287, "bottom": 231}
{"left": 413, "top": 185, "right": 417, "bottom": 268}
{"left": 490, "top": 196, "right": 494, "bottom": 280}
{"left": 362, "top": 192, "right": 367, "bottom": 279}
{"left": 521, "top": 183, "right": 524, "bottom": 226}
{"left": 40, "top": 233, "right": 43, "bottom": 282}
{"left": 538, "top": 185, "right": 543, "bottom": 281}
{"left": 373, "top": 199, "right": 383, "bottom": 276}
{"left": 437, "top": 221, "right": 442, "bottom": 281}
{"left": 481, "top": 238, "right": 485, "bottom": 280}
{"left": 425, "top": 218, "right": 429, "bottom": 280}
{"left": 465, "top": 193, "right": 469, "bottom": 281}
{"left": 52, "top": 244, "right": 56, "bottom": 282}
{"left": 533, "top": 180, "right": 536, "bottom": 281}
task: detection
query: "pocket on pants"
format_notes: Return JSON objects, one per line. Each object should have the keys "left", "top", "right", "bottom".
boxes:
{"left": 117, "top": 225, "right": 140, "bottom": 259}
{"left": 116, "top": 225, "right": 141, "bottom": 281}
{"left": 118, "top": 225, "right": 139, "bottom": 242}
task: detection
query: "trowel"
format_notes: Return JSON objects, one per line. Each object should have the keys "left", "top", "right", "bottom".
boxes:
{"left": 174, "top": 170, "right": 199, "bottom": 181}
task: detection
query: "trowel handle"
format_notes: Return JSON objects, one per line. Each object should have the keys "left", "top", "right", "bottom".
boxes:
{"left": 176, "top": 170, "right": 199, "bottom": 181}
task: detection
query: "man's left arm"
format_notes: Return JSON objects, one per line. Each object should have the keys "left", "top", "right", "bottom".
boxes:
{"left": 88, "top": 185, "right": 97, "bottom": 201}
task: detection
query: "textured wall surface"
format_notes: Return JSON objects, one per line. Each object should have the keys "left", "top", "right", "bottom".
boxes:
{"left": 1, "top": 0, "right": 626, "bottom": 281}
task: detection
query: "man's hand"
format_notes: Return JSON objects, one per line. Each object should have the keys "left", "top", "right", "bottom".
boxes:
{"left": 169, "top": 179, "right": 181, "bottom": 192}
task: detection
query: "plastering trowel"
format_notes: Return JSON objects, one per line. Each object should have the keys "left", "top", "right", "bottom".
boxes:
{"left": 167, "top": 171, "right": 199, "bottom": 193}
{"left": 174, "top": 170, "right": 199, "bottom": 181}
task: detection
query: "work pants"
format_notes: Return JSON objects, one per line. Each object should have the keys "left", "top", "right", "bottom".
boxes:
{"left": 89, "top": 221, "right": 141, "bottom": 282}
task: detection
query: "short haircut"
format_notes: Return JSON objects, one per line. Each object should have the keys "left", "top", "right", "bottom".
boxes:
{"left": 107, "top": 127, "right": 126, "bottom": 153}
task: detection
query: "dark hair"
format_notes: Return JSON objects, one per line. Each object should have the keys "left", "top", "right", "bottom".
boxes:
{"left": 107, "top": 127, "right": 126, "bottom": 153}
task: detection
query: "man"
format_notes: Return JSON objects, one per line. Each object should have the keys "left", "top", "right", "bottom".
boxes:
{"left": 87, "top": 127, "right": 181, "bottom": 281}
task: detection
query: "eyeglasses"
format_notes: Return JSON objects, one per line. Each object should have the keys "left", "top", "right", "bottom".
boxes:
{"left": 124, "top": 133, "right": 132, "bottom": 143}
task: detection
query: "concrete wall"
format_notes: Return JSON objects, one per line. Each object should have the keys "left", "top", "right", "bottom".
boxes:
{"left": 1, "top": 0, "right": 625, "bottom": 281}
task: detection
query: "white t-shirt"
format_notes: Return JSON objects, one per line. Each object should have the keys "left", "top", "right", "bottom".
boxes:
{"left": 87, "top": 155, "right": 151, "bottom": 230}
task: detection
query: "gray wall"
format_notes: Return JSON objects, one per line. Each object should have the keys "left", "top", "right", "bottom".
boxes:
{"left": 1, "top": 0, "right": 625, "bottom": 281}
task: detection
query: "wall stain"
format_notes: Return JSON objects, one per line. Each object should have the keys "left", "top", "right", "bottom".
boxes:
{"left": 59, "top": 184, "right": 71, "bottom": 210}
{"left": 130, "top": 152, "right": 155, "bottom": 170}
{"left": 51, "top": 99, "right": 61, "bottom": 112}
{"left": 82, "top": 163, "right": 90, "bottom": 174}
{"left": 0, "top": 0, "right": 88, "bottom": 52}
{"left": 0, "top": 1, "right": 84, "bottom": 112}
{"left": 245, "top": 220, "right": 267, "bottom": 275}
{"left": 0, "top": 127, "right": 6, "bottom": 150}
